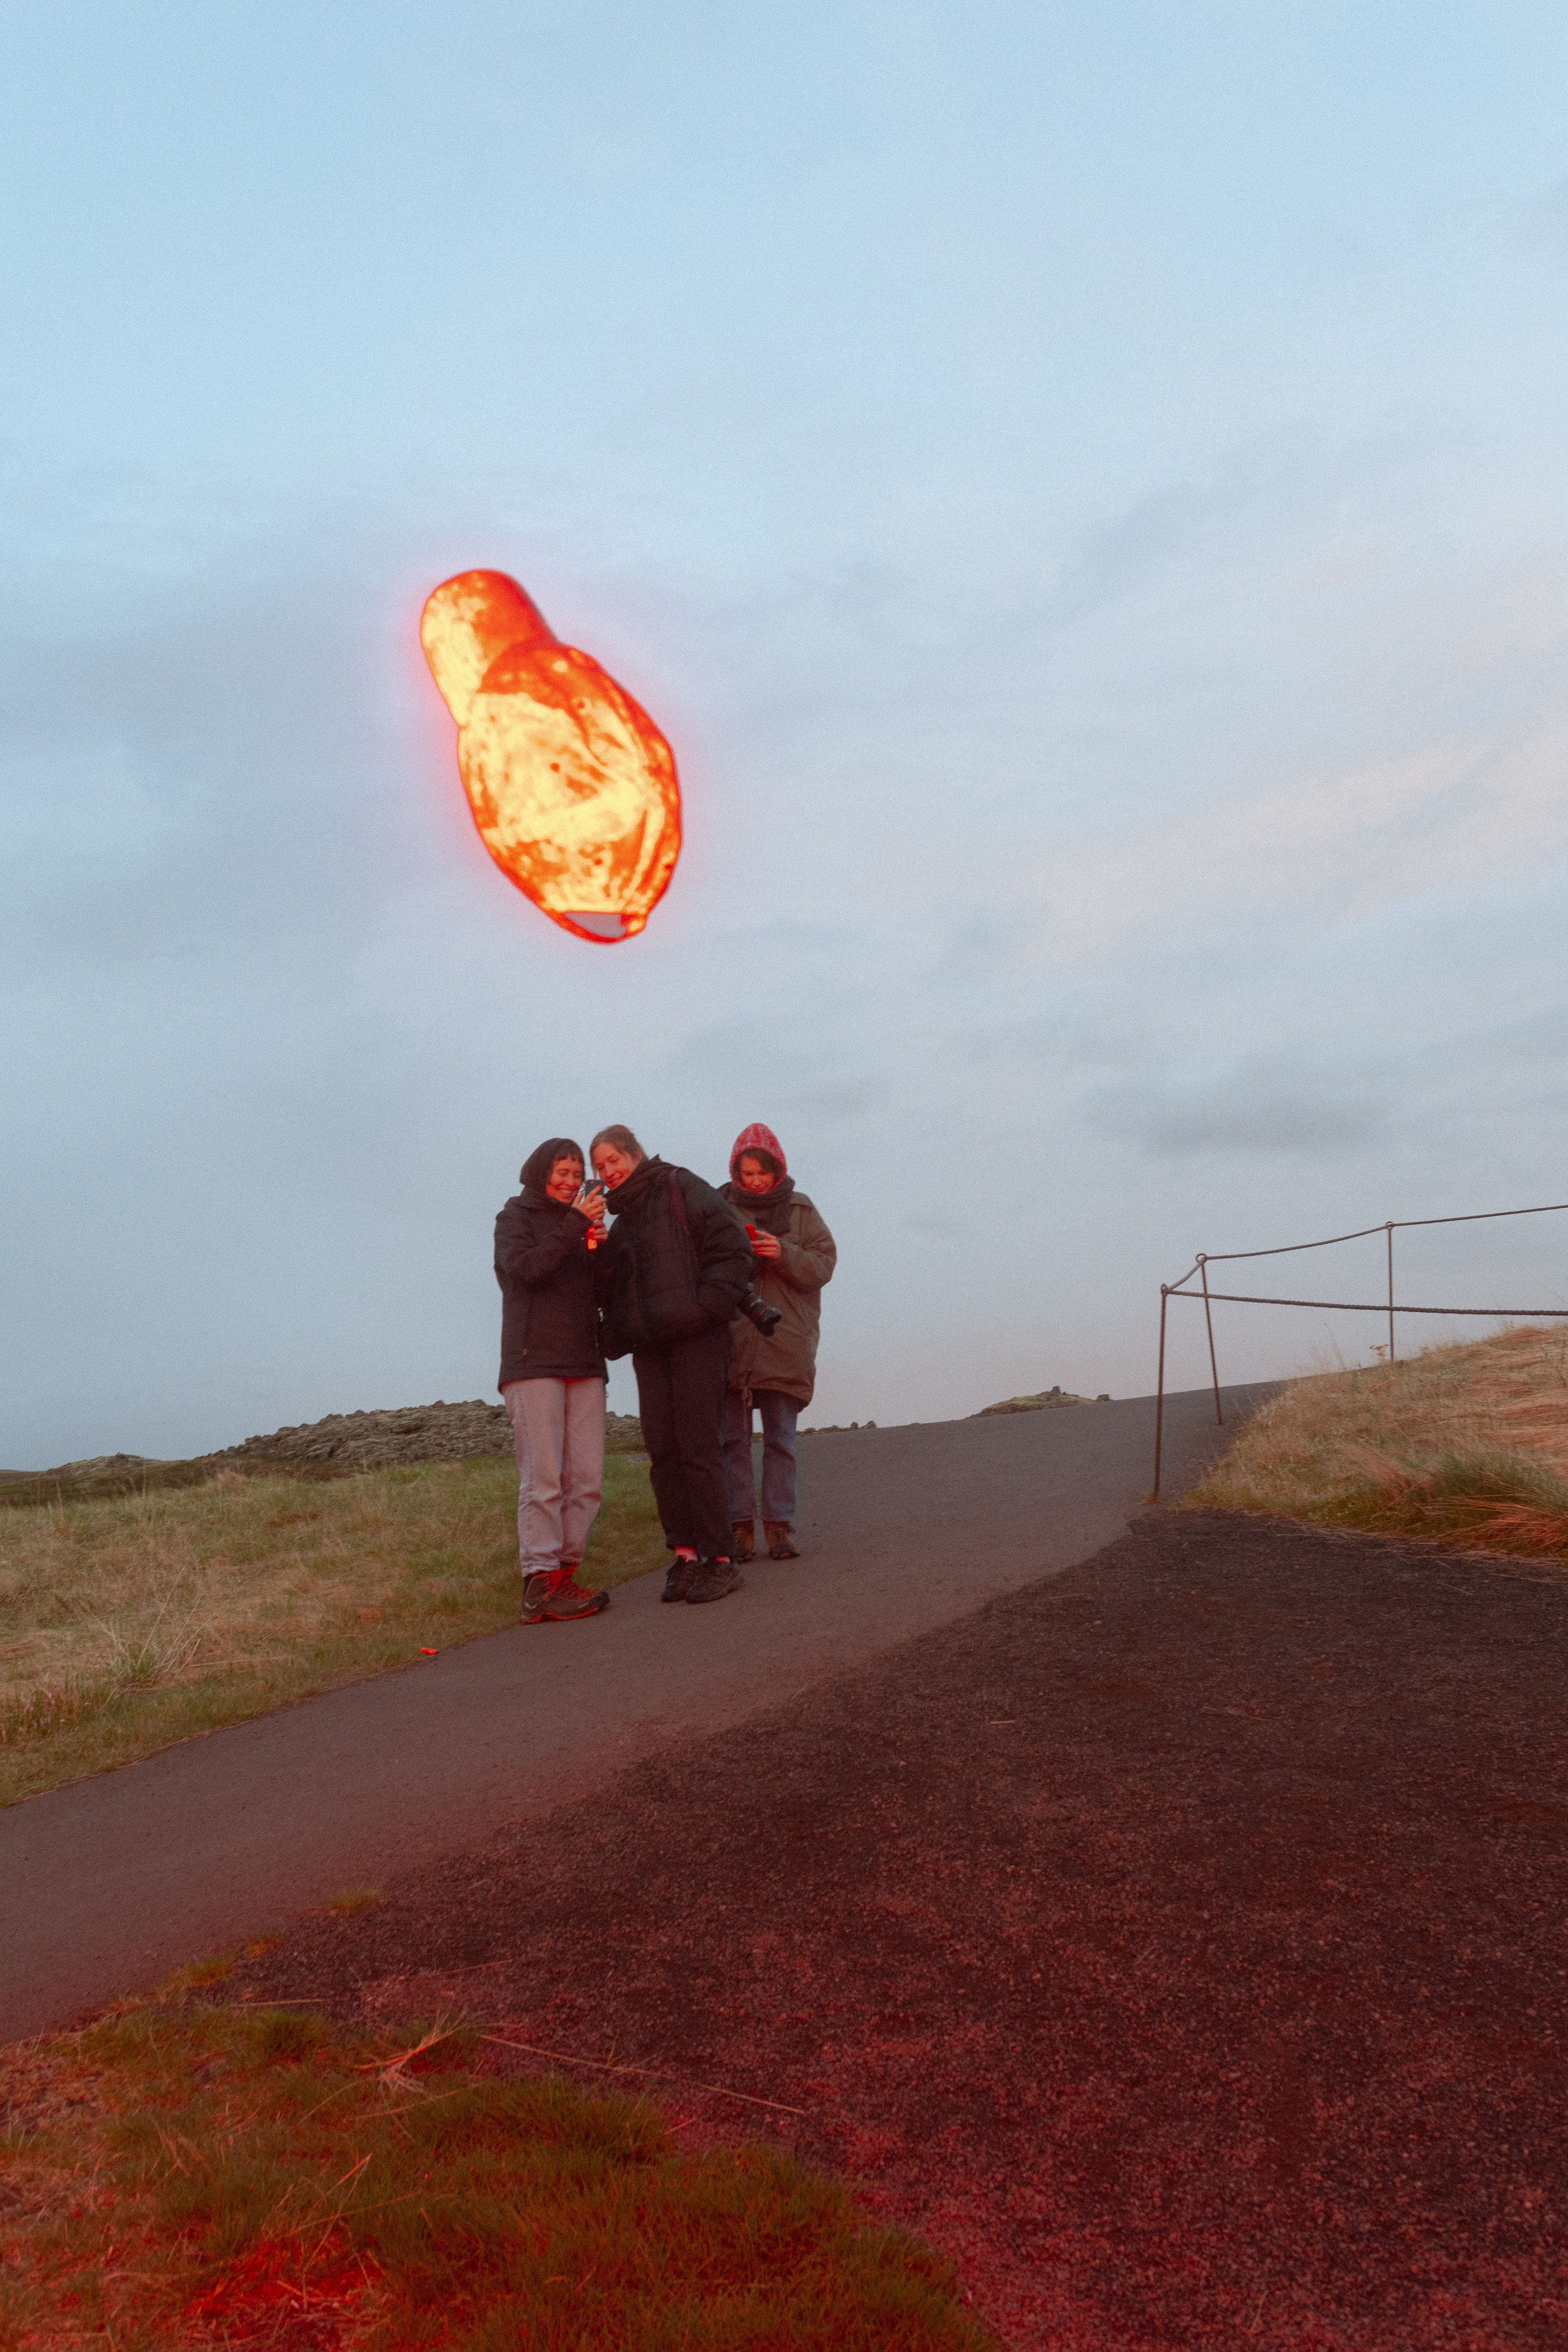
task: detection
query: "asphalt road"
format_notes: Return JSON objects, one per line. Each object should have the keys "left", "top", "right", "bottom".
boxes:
{"left": 0, "top": 1382, "right": 1271, "bottom": 2043}
{"left": 239, "top": 1508, "right": 1568, "bottom": 2351}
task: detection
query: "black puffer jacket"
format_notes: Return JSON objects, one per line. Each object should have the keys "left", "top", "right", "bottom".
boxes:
{"left": 596, "top": 1156, "right": 752, "bottom": 1359}
{"left": 493, "top": 1138, "right": 606, "bottom": 1388}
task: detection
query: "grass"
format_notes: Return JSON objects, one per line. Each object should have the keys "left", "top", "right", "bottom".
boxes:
{"left": 0, "top": 2000, "right": 995, "bottom": 2351}
{"left": 0, "top": 1454, "right": 666, "bottom": 1810}
{"left": 1187, "top": 1321, "right": 1568, "bottom": 1562}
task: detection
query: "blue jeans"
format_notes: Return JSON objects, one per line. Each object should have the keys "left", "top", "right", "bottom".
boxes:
{"left": 722, "top": 1388, "right": 799, "bottom": 1524}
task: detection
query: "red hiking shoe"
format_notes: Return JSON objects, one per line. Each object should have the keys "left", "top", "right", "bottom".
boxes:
{"left": 523, "top": 1565, "right": 610, "bottom": 1622}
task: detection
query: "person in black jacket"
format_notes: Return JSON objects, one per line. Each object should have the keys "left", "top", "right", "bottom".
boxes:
{"left": 494, "top": 1136, "right": 611, "bottom": 1623}
{"left": 590, "top": 1123, "right": 753, "bottom": 1605}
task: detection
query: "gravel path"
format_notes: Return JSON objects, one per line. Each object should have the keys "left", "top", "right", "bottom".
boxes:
{"left": 223, "top": 1509, "right": 1568, "bottom": 2351}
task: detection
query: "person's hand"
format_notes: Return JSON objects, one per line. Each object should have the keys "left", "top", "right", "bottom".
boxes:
{"left": 573, "top": 1189, "right": 606, "bottom": 1228}
{"left": 749, "top": 1228, "right": 782, "bottom": 1260}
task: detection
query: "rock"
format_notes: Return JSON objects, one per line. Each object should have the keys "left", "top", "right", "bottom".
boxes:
{"left": 212, "top": 1400, "right": 645, "bottom": 1469}
{"left": 973, "top": 1386, "right": 1089, "bottom": 1416}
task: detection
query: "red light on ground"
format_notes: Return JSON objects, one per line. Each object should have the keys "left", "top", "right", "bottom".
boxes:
{"left": 420, "top": 570, "right": 682, "bottom": 944}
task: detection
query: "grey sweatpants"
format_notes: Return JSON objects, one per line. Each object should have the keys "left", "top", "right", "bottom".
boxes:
{"left": 501, "top": 1377, "right": 606, "bottom": 1578}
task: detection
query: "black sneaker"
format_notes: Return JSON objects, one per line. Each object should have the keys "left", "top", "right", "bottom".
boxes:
{"left": 661, "top": 1557, "right": 698, "bottom": 1603}
{"left": 685, "top": 1557, "right": 742, "bottom": 1605}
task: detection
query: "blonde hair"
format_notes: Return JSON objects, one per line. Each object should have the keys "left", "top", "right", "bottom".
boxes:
{"left": 590, "top": 1124, "right": 645, "bottom": 1161}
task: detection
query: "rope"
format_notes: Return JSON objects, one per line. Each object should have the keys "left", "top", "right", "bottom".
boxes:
{"left": 1169, "top": 1291, "right": 1568, "bottom": 1319}
{"left": 1186, "top": 1198, "right": 1568, "bottom": 1269}
{"left": 1150, "top": 1194, "right": 1568, "bottom": 1499}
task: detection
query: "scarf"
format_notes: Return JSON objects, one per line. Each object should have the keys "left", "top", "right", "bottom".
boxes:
{"left": 723, "top": 1171, "right": 795, "bottom": 1236}
{"left": 605, "top": 1154, "right": 667, "bottom": 1219}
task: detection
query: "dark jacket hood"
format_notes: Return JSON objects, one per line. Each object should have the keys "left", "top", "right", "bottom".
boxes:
{"left": 519, "top": 1136, "right": 586, "bottom": 1201}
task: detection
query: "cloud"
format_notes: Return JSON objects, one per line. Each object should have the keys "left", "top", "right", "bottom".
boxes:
{"left": 1093, "top": 1056, "right": 1389, "bottom": 1160}
{"left": 1013, "top": 710, "right": 1568, "bottom": 969}
{"left": 1039, "top": 431, "right": 1411, "bottom": 629}
{"left": 6, "top": 431, "right": 1568, "bottom": 1460}
{"left": 1527, "top": 175, "right": 1568, "bottom": 265}
{"left": 0, "top": 525, "right": 458, "bottom": 979}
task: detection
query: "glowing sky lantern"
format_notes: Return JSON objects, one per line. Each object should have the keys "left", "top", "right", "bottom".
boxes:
{"left": 420, "top": 570, "right": 682, "bottom": 944}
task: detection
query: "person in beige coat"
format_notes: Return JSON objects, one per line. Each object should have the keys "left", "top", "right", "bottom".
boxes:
{"left": 718, "top": 1122, "right": 836, "bottom": 1561}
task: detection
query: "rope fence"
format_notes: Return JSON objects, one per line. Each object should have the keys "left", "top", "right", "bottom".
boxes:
{"left": 1150, "top": 1197, "right": 1568, "bottom": 1499}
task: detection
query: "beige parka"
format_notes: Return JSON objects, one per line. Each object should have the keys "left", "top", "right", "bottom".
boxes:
{"left": 724, "top": 1188, "right": 836, "bottom": 1406}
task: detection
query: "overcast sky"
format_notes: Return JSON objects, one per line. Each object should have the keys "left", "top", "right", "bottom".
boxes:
{"left": 6, "top": 2, "right": 1568, "bottom": 1467}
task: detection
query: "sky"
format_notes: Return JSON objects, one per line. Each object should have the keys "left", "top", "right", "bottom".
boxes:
{"left": 6, "top": 1, "right": 1568, "bottom": 1466}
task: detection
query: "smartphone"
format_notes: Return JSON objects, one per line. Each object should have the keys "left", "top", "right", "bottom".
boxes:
{"left": 576, "top": 1176, "right": 606, "bottom": 1246}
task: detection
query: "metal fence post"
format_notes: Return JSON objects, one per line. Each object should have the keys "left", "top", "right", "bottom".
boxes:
{"left": 1151, "top": 1285, "right": 1170, "bottom": 1502}
{"left": 1199, "top": 1254, "right": 1223, "bottom": 1424}
{"left": 1386, "top": 1222, "right": 1395, "bottom": 1364}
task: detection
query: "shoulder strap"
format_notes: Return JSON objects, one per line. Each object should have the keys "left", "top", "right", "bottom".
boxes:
{"left": 667, "top": 1169, "right": 700, "bottom": 1279}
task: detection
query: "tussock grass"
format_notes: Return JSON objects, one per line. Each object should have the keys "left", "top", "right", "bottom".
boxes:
{"left": 0, "top": 1454, "right": 665, "bottom": 1809}
{"left": 0, "top": 2002, "right": 993, "bottom": 2350}
{"left": 1187, "top": 1322, "right": 1568, "bottom": 1562}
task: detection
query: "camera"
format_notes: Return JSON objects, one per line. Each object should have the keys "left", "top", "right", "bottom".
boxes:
{"left": 739, "top": 1284, "right": 783, "bottom": 1336}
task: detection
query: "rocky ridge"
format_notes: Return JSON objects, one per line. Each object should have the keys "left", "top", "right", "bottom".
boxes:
{"left": 0, "top": 1400, "right": 645, "bottom": 1505}
{"left": 974, "top": 1386, "right": 1110, "bottom": 1415}
{"left": 211, "top": 1399, "right": 644, "bottom": 1470}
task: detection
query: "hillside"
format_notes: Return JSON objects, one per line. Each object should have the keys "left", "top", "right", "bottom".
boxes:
{"left": 1187, "top": 1323, "right": 1568, "bottom": 1562}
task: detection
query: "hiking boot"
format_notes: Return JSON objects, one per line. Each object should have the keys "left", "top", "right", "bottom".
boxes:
{"left": 661, "top": 1556, "right": 699, "bottom": 1604}
{"left": 554, "top": 1565, "right": 610, "bottom": 1614}
{"left": 764, "top": 1521, "right": 800, "bottom": 1559}
{"left": 685, "top": 1557, "right": 742, "bottom": 1605}
{"left": 522, "top": 1566, "right": 609, "bottom": 1622}
{"left": 730, "top": 1520, "right": 755, "bottom": 1563}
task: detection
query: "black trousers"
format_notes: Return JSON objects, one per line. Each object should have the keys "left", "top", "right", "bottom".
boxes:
{"left": 632, "top": 1325, "right": 733, "bottom": 1559}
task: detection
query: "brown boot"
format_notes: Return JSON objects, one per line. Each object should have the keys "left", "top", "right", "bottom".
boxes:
{"left": 764, "top": 1521, "right": 799, "bottom": 1559}
{"left": 730, "top": 1520, "right": 755, "bottom": 1563}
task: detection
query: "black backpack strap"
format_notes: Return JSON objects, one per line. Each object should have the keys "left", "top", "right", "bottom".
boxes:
{"left": 667, "top": 1168, "right": 702, "bottom": 1286}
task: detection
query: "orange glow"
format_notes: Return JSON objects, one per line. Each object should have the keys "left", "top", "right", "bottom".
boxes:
{"left": 420, "top": 570, "right": 682, "bottom": 944}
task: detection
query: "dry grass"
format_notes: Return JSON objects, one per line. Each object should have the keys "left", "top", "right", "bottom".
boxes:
{"left": 1187, "top": 1322, "right": 1568, "bottom": 1561}
{"left": 0, "top": 1999, "right": 993, "bottom": 2351}
{"left": 0, "top": 1454, "right": 666, "bottom": 1810}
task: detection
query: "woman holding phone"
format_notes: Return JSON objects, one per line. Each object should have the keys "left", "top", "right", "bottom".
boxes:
{"left": 493, "top": 1136, "right": 611, "bottom": 1622}
{"left": 719, "top": 1122, "right": 837, "bottom": 1561}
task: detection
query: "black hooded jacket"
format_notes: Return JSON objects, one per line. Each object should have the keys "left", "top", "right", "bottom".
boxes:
{"left": 493, "top": 1138, "right": 606, "bottom": 1388}
{"left": 595, "top": 1156, "right": 752, "bottom": 1359}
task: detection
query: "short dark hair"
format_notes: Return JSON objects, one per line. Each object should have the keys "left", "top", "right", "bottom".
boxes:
{"left": 737, "top": 1146, "right": 781, "bottom": 1177}
{"left": 591, "top": 1123, "right": 645, "bottom": 1162}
